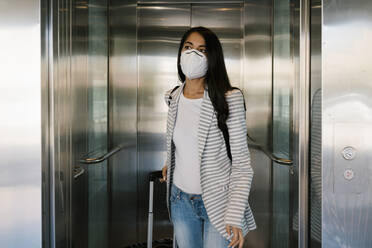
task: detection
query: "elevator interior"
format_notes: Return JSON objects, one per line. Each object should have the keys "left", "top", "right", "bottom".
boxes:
{"left": 45, "top": 0, "right": 321, "bottom": 247}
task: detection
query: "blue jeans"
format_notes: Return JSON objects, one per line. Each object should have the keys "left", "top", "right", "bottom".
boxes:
{"left": 170, "top": 183, "right": 231, "bottom": 248}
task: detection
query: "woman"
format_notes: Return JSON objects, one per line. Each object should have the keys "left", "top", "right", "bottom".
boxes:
{"left": 160, "top": 26, "right": 256, "bottom": 248}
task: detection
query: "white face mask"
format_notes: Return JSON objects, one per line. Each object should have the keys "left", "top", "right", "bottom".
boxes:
{"left": 180, "top": 49, "right": 208, "bottom": 80}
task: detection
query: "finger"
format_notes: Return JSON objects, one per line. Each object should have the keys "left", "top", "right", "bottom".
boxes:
{"left": 162, "top": 168, "right": 167, "bottom": 180}
{"left": 233, "top": 238, "right": 240, "bottom": 248}
{"left": 238, "top": 231, "right": 244, "bottom": 248}
{"left": 226, "top": 225, "right": 231, "bottom": 236}
{"left": 228, "top": 235, "right": 238, "bottom": 248}
{"left": 230, "top": 229, "right": 241, "bottom": 248}
{"left": 228, "top": 237, "right": 239, "bottom": 248}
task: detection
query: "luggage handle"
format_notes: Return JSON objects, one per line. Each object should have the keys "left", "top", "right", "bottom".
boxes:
{"left": 149, "top": 170, "right": 163, "bottom": 182}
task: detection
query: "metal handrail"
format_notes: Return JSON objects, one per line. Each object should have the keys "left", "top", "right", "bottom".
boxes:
{"left": 73, "top": 166, "right": 85, "bottom": 179}
{"left": 246, "top": 133, "right": 293, "bottom": 166}
{"left": 79, "top": 143, "right": 133, "bottom": 164}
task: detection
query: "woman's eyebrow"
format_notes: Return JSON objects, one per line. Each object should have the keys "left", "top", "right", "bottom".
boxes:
{"left": 184, "top": 41, "right": 206, "bottom": 48}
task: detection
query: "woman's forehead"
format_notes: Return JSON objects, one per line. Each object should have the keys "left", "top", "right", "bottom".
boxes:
{"left": 185, "top": 32, "right": 205, "bottom": 46}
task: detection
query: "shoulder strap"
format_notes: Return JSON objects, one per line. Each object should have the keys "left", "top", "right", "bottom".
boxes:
{"left": 166, "top": 85, "right": 180, "bottom": 106}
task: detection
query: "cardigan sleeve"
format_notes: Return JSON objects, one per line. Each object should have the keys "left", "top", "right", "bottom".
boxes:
{"left": 224, "top": 90, "right": 254, "bottom": 229}
{"left": 163, "top": 88, "right": 173, "bottom": 169}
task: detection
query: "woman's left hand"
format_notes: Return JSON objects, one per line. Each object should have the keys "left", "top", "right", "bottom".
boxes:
{"left": 226, "top": 225, "right": 244, "bottom": 248}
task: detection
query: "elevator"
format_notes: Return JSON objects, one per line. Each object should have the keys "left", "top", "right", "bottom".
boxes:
{"left": 45, "top": 0, "right": 309, "bottom": 247}
{"left": 3, "top": 0, "right": 372, "bottom": 247}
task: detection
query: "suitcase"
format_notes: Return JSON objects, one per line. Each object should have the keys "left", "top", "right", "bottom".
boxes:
{"left": 124, "top": 170, "right": 176, "bottom": 248}
{"left": 147, "top": 170, "right": 177, "bottom": 248}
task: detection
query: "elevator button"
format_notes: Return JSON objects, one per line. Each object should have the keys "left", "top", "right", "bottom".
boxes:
{"left": 343, "top": 169, "right": 354, "bottom": 181}
{"left": 342, "top": 146, "right": 356, "bottom": 160}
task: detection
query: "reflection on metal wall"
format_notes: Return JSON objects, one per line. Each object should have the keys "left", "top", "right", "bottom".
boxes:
{"left": 191, "top": 3, "right": 243, "bottom": 88}
{"left": 243, "top": 0, "right": 272, "bottom": 148}
{"left": 0, "top": 0, "right": 42, "bottom": 247}
{"left": 242, "top": 1, "right": 273, "bottom": 247}
{"left": 109, "top": 1, "right": 139, "bottom": 247}
{"left": 272, "top": 0, "right": 293, "bottom": 246}
{"left": 86, "top": 1, "right": 109, "bottom": 247}
{"left": 323, "top": 0, "right": 372, "bottom": 247}
{"left": 51, "top": 0, "right": 91, "bottom": 247}
{"left": 309, "top": 0, "right": 321, "bottom": 247}
{"left": 70, "top": 1, "right": 90, "bottom": 247}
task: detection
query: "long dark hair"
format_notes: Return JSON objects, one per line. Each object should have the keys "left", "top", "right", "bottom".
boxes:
{"left": 177, "top": 26, "right": 236, "bottom": 138}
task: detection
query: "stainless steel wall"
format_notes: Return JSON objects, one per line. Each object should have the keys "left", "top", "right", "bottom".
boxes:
{"left": 109, "top": 1, "right": 139, "bottom": 246}
{"left": 191, "top": 3, "right": 244, "bottom": 88}
{"left": 309, "top": 0, "right": 321, "bottom": 246}
{"left": 70, "top": 1, "right": 90, "bottom": 247}
{"left": 243, "top": 1, "right": 273, "bottom": 247}
{"left": 323, "top": 0, "right": 372, "bottom": 247}
{"left": 0, "top": 0, "right": 42, "bottom": 247}
{"left": 48, "top": 0, "right": 91, "bottom": 247}
{"left": 244, "top": 0, "right": 273, "bottom": 148}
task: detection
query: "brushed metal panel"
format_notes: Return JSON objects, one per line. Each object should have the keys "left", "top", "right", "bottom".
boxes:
{"left": 242, "top": 1, "right": 273, "bottom": 247}
{"left": 137, "top": 4, "right": 190, "bottom": 243}
{"left": 296, "top": 0, "right": 311, "bottom": 247}
{"left": 272, "top": 0, "right": 296, "bottom": 247}
{"left": 309, "top": 88, "right": 321, "bottom": 247}
{"left": 309, "top": 1, "right": 321, "bottom": 246}
{"left": 290, "top": 0, "right": 301, "bottom": 246}
{"left": 109, "top": 1, "right": 139, "bottom": 247}
{"left": 244, "top": 149, "right": 272, "bottom": 248}
{"left": 49, "top": 0, "right": 93, "bottom": 247}
{"left": 191, "top": 3, "right": 243, "bottom": 88}
{"left": 0, "top": 0, "right": 42, "bottom": 247}
{"left": 243, "top": 0, "right": 272, "bottom": 149}
{"left": 86, "top": 1, "right": 109, "bottom": 247}
{"left": 70, "top": 1, "right": 90, "bottom": 247}
{"left": 41, "top": 0, "right": 51, "bottom": 247}
{"left": 323, "top": 0, "right": 372, "bottom": 247}
{"left": 52, "top": 0, "right": 75, "bottom": 246}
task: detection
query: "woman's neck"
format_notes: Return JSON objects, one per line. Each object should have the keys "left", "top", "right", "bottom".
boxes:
{"left": 184, "top": 77, "right": 205, "bottom": 96}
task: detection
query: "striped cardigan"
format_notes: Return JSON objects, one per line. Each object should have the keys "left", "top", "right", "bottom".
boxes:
{"left": 164, "top": 82, "right": 257, "bottom": 239}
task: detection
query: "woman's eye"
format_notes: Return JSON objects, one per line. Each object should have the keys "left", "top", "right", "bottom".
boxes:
{"left": 184, "top": 45, "right": 192, "bottom": 50}
{"left": 199, "top": 49, "right": 207, "bottom": 54}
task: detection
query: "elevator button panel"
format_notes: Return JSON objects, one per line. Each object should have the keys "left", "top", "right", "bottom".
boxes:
{"left": 333, "top": 123, "right": 370, "bottom": 194}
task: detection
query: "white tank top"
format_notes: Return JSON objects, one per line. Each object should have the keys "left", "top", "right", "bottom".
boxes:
{"left": 172, "top": 89, "right": 203, "bottom": 194}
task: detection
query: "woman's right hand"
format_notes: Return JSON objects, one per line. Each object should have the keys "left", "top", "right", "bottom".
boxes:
{"left": 159, "top": 164, "right": 167, "bottom": 183}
